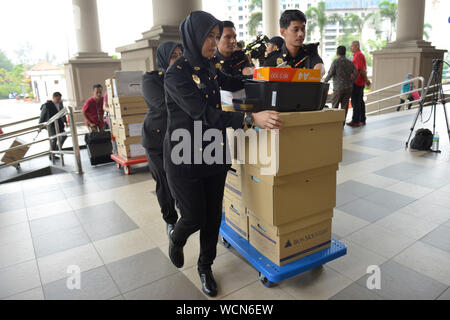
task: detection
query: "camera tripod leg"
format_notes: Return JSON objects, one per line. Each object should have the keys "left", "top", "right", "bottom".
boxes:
{"left": 406, "top": 105, "right": 422, "bottom": 148}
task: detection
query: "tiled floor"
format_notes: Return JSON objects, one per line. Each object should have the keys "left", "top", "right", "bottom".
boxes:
{"left": 1, "top": 108, "right": 450, "bottom": 300}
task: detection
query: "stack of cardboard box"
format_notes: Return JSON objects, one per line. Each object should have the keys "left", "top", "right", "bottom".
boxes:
{"left": 224, "top": 109, "right": 345, "bottom": 266}
{"left": 106, "top": 71, "right": 147, "bottom": 160}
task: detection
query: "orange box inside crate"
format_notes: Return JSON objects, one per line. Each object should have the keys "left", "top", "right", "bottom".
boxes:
{"left": 253, "top": 67, "right": 321, "bottom": 83}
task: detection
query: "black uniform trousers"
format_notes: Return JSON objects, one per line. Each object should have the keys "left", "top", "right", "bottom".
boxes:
{"left": 48, "top": 125, "right": 67, "bottom": 151}
{"left": 351, "top": 84, "right": 366, "bottom": 124}
{"left": 144, "top": 149, "right": 178, "bottom": 225}
{"left": 167, "top": 170, "right": 227, "bottom": 272}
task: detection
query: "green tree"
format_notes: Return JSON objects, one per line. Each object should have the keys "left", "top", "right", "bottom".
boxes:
{"left": 423, "top": 23, "right": 432, "bottom": 41}
{"left": 378, "top": 0, "right": 398, "bottom": 42}
{"left": 247, "top": 0, "right": 262, "bottom": 37}
{"left": 0, "top": 50, "right": 14, "bottom": 72}
{"left": 306, "top": 1, "right": 342, "bottom": 57}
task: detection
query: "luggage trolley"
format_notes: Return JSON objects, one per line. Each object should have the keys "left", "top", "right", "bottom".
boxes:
{"left": 111, "top": 154, "right": 147, "bottom": 175}
{"left": 219, "top": 217, "right": 347, "bottom": 287}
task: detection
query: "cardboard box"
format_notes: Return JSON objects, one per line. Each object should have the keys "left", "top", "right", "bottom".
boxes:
{"left": 117, "top": 141, "right": 146, "bottom": 159}
{"left": 115, "top": 135, "right": 141, "bottom": 146}
{"left": 114, "top": 114, "right": 146, "bottom": 125}
{"left": 225, "top": 162, "right": 244, "bottom": 191}
{"left": 242, "top": 164, "right": 337, "bottom": 226}
{"left": 224, "top": 198, "right": 248, "bottom": 240}
{"left": 117, "top": 123, "right": 143, "bottom": 141}
{"left": 240, "top": 110, "right": 345, "bottom": 176}
{"left": 113, "top": 71, "right": 143, "bottom": 97}
{"left": 111, "top": 120, "right": 120, "bottom": 139}
{"left": 105, "top": 78, "right": 115, "bottom": 103}
{"left": 248, "top": 209, "right": 333, "bottom": 266}
{"left": 113, "top": 97, "right": 147, "bottom": 119}
{"left": 253, "top": 67, "right": 321, "bottom": 82}
{"left": 1, "top": 138, "right": 30, "bottom": 168}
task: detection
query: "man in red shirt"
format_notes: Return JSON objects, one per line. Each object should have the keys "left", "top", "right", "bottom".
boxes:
{"left": 82, "top": 84, "right": 105, "bottom": 132}
{"left": 348, "top": 41, "right": 371, "bottom": 127}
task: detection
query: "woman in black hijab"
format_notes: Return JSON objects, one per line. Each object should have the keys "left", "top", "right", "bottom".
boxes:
{"left": 164, "top": 11, "right": 282, "bottom": 297}
{"left": 141, "top": 41, "right": 182, "bottom": 236}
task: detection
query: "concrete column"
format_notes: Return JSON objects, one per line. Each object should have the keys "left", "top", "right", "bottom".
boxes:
{"left": 263, "top": 0, "right": 280, "bottom": 38}
{"left": 65, "top": 0, "right": 121, "bottom": 108}
{"left": 368, "top": 0, "right": 446, "bottom": 115}
{"left": 396, "top": 0, "right": 425, "bottom": 43}
{"left": 72, "top": 0, "right": 103, "bottom": 56}
{"left": 152, "top": 0, "right": 202, "bottom": 27}
{"left": 117, "top": 0, "right": 202, "bottom": 72}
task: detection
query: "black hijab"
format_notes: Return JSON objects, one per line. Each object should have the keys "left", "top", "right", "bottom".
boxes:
{"left": 179, "top": 11, "right": 223, "bottom": 70}
{"left": 156, "top": 41, "right": 182, "bottom": 71}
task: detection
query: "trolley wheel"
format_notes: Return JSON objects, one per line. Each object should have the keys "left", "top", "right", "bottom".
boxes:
{"left": 258, "top": 272, "right": 274, "bottom": 288}
{"left": 221, "top": 236, "right": 231, "bottom": 249}
{"left": 123, "top": 166, "right": 131, "bottom": 175}
{"left": 116, "top": 163, "right": 121, "bottom": 169}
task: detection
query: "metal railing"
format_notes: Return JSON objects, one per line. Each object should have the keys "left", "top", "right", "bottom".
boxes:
{"left": 365, "top": 72, "right": 450, "bottom": 115}
{"left": 0, "top": 106, "right": 83, "bottom": 174}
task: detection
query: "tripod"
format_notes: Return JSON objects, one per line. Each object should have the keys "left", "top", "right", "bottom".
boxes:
{"left": 406, "top": 59, "right": 450, "bottom": 152}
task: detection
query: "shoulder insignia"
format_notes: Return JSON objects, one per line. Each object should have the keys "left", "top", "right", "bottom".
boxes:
{"left": 192, "top": 74, "right": 201, "bottom": 85}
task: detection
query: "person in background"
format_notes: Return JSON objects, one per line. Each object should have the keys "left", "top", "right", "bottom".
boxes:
{"left": 141, "top": 41, "right": 182, "bottom": 237}
{"left": 324, "top": 45, "right": 358, "bottom": 122}
{"left": 265, "top": 36, "right": 284, "bottom": 55}
{"left": 211, "top": 20, "right": 253, "bottom": 76}
{"left": 38, "top": 92, "right": 67, "bottom": 158}
{"left": 235, "top": 41, "right": 245, "bottom": 51}
{"left": 347, "top": 40, "right": 371, "bottom": 127}
{"left": 164, "top": 11, "right": 282, "bottom": 297}
{"left": 264, "top": 10, "right": 324, "bottom": 75}
{"left": 82, "top": 84, "right": 105, "bottom": 132}
{"left": 397, "top": 73, "right": 414, "bottom": 112}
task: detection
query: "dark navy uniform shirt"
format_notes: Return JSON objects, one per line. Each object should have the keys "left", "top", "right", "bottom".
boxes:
{"left": 211, "top": 50, "right": 251, "bottom": 77}
{"left": 164, "top": 57, "right": 245, "bottom": 178}
{"left": 263, "top": 43, "right": 323, "bottom": 69}
{"left": 141, "top": 70, "right": 167, "bottom": 151}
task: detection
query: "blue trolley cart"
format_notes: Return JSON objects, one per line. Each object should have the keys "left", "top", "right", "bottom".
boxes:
{"left": 219, "top": 217, "right": 347, "bottom": 287}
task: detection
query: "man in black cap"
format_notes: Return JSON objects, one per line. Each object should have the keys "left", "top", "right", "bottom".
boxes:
{"left": 211, "top": 20, "right": 253, "bottom": 77}
{"left": 266, "top": 36, "right": 284, "bottom": 55}
{"left": 264, "top": 9, "right": 324, "bottom": 74}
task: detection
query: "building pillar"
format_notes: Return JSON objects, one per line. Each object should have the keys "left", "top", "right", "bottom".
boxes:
{"left": 369, "top": 0, "right": 446, "bottom": 114}
{"left": 263, "top": 0, "right": 280, "bottom": 38}
{"left": 64, "top": 0, "right": 121, "bottom": 109}
{"left": 117, "top": 0, "right": 202, "bottom": 72}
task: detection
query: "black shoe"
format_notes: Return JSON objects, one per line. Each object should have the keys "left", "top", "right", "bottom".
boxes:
{"left": 396, "top": 106, "right": 401, "bottom": 112}
{"left": 168, "top": 231, "right": 184, "bottom": 268}
{"left": 166, "top": 223, "right": 175, "bottom": 238}
{"left": 199, "top": 270, "right": 218, "bottom": 297}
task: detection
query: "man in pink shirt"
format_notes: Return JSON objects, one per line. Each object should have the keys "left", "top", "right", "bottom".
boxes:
{"left": 348, "top": 41, "right": 371, "bottom": 127}
{"left": 82, "top": 84, "right": 105, "bottom": 132}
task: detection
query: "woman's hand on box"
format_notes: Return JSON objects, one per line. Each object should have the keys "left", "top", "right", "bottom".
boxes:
{"left": 253, "top": 111, "right": 282, "bottom": 130}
